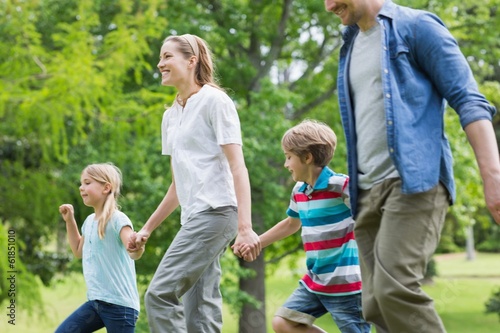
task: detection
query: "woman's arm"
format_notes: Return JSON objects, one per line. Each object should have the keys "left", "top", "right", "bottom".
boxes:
{"left": 222, "top": 143, "right": 261, "bottom": 261}
{"left": 129, "top": 161, "right": 180, "bottom": 249}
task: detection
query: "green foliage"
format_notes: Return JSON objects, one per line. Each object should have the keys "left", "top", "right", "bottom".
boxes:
{"left": 477, "top": 224, "right": 500, "bottom": 253}
{"left": 0, "top": 221, "right": 44, "bottom": 315}
{"left": 1, "top": 0, "right": 499, "bottom": 328}
{"left": 0, "top": 0, "right": 168, "bottom": 312}
{"left": 219, "top": 252, "right": 261, "bottom": 314}
{"left": 424, "top": 257, "right": 438, "bottom": 281}
{"left": 485, "top": 287, "right": 500, "bottom": 322}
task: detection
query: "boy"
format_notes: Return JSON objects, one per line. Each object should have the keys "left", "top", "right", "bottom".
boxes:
{"left": 238, "top": 119, "right": 370, "bottom": 333}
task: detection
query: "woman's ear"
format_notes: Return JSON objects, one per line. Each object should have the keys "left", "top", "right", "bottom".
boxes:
{"left": 188, "top": 56, "right": 198, "bottom": 68}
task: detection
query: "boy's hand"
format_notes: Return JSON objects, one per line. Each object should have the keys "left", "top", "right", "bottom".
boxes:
{"left": 232, "top": 243, "right": 257, "bottom": 262}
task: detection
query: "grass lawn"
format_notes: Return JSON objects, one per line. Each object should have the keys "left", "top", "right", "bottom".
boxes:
{"left": 1, "top": 252, "right": 499, "bottom": 332}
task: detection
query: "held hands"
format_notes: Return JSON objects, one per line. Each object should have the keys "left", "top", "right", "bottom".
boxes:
{"left": 127, "top": 230, "right": 150, "bottom": 253}
{"left": 231, "top": 229, "right": 261, "bottom": 262}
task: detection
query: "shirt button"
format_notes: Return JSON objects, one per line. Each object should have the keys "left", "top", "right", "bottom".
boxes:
{"left": 389, "top": 148, "right": 394, "bottom": 153}
{"left": 384, "top": 69, "right": 389, "bottom": 74}
{"left": 386, "top": 93, "right": 391, "bottom": 98}
{"left": 388, "top": 120, "right": 393, "bottom": 126}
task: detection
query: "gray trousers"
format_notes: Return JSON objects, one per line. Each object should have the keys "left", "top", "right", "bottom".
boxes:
{"left": 145, "top": 206, "right": 238, "bottom": 333}
{"left": 354, "top": 178, "right": 449, "bottom": 333}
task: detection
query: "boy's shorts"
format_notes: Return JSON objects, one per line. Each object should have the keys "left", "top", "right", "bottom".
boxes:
{"left": 275, "top": 283, "right": 364, "bottom": 327}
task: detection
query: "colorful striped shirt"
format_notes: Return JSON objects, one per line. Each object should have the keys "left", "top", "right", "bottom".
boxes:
{"left": 287, "top": 166, "right": 362, "bottom": 296}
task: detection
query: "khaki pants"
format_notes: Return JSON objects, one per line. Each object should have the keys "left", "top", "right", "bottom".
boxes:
{"left": 354, "top": 178, "right": 449, "bottom": 333}
{"left": 145, "top": 206, "right": 238, "bottom": 333}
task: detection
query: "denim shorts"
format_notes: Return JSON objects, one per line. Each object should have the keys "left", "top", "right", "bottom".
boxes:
{"left": 276, "top": 283, "right": 371, "bottom": 333}
{"left": 55, "top": 300, "right": 139, "bottom": 333}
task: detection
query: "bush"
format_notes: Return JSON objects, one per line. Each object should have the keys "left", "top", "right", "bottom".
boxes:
{"left": 477, "top": 225, "right": 500, "bottom": 253}
{"left": 422, "top": 257, "right": 438, "bottom": 284}
{"left": 485, "top": 287, "right": 500, "bottom": 321}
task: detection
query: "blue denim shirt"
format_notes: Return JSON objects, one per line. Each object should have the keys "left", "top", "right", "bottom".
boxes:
{"left": 338, "top": 0, "right": 496, "bottom": 216}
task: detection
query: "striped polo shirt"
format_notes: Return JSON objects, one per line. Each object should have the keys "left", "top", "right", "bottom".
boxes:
{"left": 287, "top": 166, "right": 362, "bottom": 296}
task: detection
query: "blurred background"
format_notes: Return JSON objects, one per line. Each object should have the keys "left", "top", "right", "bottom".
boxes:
{"left": 1, "top": 0, "right": 500, "bottom": 331}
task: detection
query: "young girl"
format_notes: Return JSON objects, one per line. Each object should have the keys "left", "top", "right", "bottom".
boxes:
{"left": 56, "top": 163, "right": 143, "bottom": 333}
{"left": 127, "top": 34, "right": 261, "bottom": 332}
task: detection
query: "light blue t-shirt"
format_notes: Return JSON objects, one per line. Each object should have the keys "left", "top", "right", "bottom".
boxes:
{"left": 81, "top": 210, "right": 140, "bottom": 312}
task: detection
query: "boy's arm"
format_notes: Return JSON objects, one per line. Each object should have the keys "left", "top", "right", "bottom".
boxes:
{"left": 259, "top": 216, "right": 301, "bottom": 248}
{"left": 235, "top": 216, "right": 301, "bottom": 260}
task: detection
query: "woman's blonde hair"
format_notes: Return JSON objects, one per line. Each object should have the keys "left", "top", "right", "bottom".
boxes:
{"left": 281, "top": 119, "right": 337, "bottom": 167}
{"left": 163, "top": 34, "right": 224, "bottom": 91}
{"left": 82, "top": 163, "right": 122, "bottom": 239}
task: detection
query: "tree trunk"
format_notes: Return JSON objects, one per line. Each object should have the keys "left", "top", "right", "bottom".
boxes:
{"left": 465, "top": 224, "right": 476, "bottom": 261}
{"left": 238, "top": 252, "right": 267, "bottom": 333}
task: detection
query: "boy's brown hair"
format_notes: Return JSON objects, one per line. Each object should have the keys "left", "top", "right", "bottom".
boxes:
{"left": 281, "top": 119, "right": 337, "bottom": 167}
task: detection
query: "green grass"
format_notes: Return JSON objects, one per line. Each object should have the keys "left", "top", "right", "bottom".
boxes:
{"left": 1, "top": 253, "right": 499, "bottom": 332}
{"left": 424, "top": 278, "right": 499, "bottom": 332}
{"left": 434, "top": 252, "right": 500, "bottom": 277}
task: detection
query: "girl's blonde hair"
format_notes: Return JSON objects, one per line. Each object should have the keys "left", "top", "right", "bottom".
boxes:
{"left": 82, "top": 163, "right": 122, "bottom": 239}
{"left": 163, "top": 34, "right": 224, "bottom": 91}
{"left": 281, "top": 119, "right": 337, "bottom": 167}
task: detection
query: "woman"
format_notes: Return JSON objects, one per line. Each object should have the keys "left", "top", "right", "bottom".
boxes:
{"left": 128, "top": 34, "right": 261, "bottom": 333}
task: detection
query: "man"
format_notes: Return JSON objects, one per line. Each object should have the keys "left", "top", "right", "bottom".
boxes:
{"left": 324, "top": 0, "right": 500, "bottom": 332}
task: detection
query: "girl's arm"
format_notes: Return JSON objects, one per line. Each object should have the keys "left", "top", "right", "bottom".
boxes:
{"left": 222, "top": 143, "right": 261, "bottom": 260}
{"left": 59, "top": 204, "right": 84, "bottom": 259}
{"left": 120, "top": 226, "right": 144, "bottom": 260}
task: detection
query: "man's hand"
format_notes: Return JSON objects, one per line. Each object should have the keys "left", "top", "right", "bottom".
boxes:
{"left": 484, "top": 177, "right": 500, "bottom": 224}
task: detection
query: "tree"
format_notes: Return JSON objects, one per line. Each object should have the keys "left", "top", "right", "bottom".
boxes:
{"left": 158, "top": 1, "right": 345, "bottom": 331}
{"left": 1, "top": 1, "right": 498, "bottom": 331}
{"left": 0, "top": 0, "right": 169, "bottom": 311}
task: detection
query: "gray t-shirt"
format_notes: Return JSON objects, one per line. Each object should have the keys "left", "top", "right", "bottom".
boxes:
{"left": 349, "top": 23, "right": 399, "bottom": 190}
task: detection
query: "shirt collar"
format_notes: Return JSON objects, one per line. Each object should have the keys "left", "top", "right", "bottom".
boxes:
{"left": 298, "top": 166, "right": 334, "bottom": 195}
{"left": 342, "top": 0, "right": 396, "bottom": 42}
{"left": 378, "top": 0, "right": 396, "bottom": 20}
